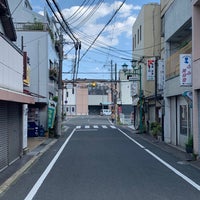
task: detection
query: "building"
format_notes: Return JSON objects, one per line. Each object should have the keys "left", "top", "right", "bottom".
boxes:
{"left": 118, "top": 68, "right": 137, "bottom": 125}
{"left": 63, "top": 79, "right": 113, "bottom": 116}
{"left": 131, "top": 3, "right": 162, "bottom": 130}
{"left": 0, "top": 0, "right": 34, "bottom": 171}
{"left": 192, "top": 0, "right": 200, "bottom": 155}
{"left": 161, "top": 0, "right": 192, "bottom": 148}
{"left": 8, "top": 0, "right": 60, "bottom": 133}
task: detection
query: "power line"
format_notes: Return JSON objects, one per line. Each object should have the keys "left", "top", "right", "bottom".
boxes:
{"left": 79, "top": 0, "right": 127, "bottom": 61}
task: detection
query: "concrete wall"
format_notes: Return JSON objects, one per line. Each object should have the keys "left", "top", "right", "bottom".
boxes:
{"left": 192, "top": 0, "right": 200, "bottom": 155}
{"left": 0, "top": 36, "right": 23, "bottom": 92}
{"left": 164, "top": 0, "right": 192, "bottom": 41}
{"left": 76, "top": 87, "right": 88, "bottom": 115}
{"left": 16, "top": 31, "right": 49, "bottom": 103}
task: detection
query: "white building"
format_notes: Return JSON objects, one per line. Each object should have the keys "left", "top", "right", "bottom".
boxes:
{"left": 8, "top": 0, "right": 59, "bottom": 132}
{"left": 161, "top": 0, "right": 192, "bottom": 147}
{"left": 0, "top": 0, "right": 34, "bottom": 171}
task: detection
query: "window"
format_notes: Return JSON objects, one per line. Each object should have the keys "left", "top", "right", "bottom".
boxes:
{"left": 140, "top": 25, "right": 142, "bottom": 41}
{"left": 137, "top": 29, "right": 139, "bottom": 44}
{"left": 180, "top": 105, "right": 191, "bottom": 135}
{"left": 134, "top": 34, "right": 136, "bottom": 48}
{"left": 49, "top": 60, "right": 53, "bottom": 69}
{"left": 161, "top": 16, "right": 165, "bottom": 37}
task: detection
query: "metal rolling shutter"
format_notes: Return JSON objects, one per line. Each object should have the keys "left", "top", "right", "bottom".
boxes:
{"left": 8, "top": 102, "right": 21, "bottom": 164}
{"left": 0, "top": 102, "right": 8, "bottom": 171}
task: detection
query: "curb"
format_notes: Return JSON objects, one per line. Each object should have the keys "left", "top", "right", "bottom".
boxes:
{"left": 0, "top": 139, "right": 57, "bottom": 195}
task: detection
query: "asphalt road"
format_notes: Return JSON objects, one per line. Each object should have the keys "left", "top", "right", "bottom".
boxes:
{"left": 1, "top": 116, "right": 200, "bottom": 199}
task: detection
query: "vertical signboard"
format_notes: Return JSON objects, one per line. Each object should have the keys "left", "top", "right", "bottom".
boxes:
{"left": 157, "top": 60, "right": 164, "bottom": 90}
{"left": 131, "top": 82, "right": 138, "bottom": 97}
{"left": 180, "top": 54, "right": 192, "bottom": 86}
{"left": 147, "top": 58, "right": 155, "bottom": 80}
{"left": 48, "top": 100, "right": 57, "bottom": 128}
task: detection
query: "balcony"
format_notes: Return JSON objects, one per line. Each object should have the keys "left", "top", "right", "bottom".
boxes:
{"left": 49, "top": 68, "right": 58, "bottom": 81}
{"left": 166, "top": 41, "right": 192, "bottom": 80}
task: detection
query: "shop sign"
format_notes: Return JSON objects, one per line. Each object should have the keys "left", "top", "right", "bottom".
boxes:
{"left": 180, "top": 54, "right": 192, "bottom": 86}
{"left": 147, "top": 58, "right": 155, "bottom": 80}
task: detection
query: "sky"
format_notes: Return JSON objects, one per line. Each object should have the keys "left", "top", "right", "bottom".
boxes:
{"left": 30, "top": 0, "right": 160, "bottom": 80}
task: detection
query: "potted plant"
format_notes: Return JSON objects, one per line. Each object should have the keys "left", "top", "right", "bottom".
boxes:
{"left": 150, "top": 122, "right": 162, "bottom": 139}
{"left": 185, "top": 135, "right": 193, "bottom": 153}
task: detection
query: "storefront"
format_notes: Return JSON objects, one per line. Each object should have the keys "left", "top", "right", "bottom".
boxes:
{"left": 0, "top": 89, "right": 34, "bottom": 171}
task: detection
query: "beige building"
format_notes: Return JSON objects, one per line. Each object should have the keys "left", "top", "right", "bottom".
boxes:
{"left": 132, "top": 3, "right": 161, "bottom": 129}
{"left": 63, "top": 80, "right": 113, "bottom": 116}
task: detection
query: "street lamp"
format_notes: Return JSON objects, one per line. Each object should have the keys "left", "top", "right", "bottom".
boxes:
{"left": 122, "top": 60, "right": 143, "bottom": 133}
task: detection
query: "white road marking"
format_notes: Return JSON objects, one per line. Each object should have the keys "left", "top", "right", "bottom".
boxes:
{"left": 118, "top": 128, "right": 200, "bottom": 191}
{"left": 102, "top": 125, "right": 108, "bottom": 129}
{"left": 24, "top": 129, "right": 76, "bottom": 200}
{"left": 85, "top": 125, "right": 90, "bottom": 129}
{"left": 110, "top": 125, "right": 116, "bottom": 129}
{"left": 93, "top": 125, "right": 98, "bottom": 129}
{"left": 76, "top": 126, "right": 81, "bottom": 129}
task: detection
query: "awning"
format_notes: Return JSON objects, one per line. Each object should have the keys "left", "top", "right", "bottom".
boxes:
{"left": 0, "top": 88, "right": 35, "bottom": 104}
{"left": 182, "top": 91, "right": 192, "bottom": 100}
{"left": 182, "top": 91, "right": 192, "bottom": 107}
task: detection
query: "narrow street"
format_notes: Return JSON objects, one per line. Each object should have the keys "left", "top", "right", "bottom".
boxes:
{"left": 0, "top": 116, "right": 200, "bottom": 200}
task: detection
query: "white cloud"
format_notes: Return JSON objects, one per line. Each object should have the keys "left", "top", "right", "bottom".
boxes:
{"left": 60, "top": 1, "right": 138, "bottom": 50}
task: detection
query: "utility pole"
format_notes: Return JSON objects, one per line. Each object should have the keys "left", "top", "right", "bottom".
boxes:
{"left": 111, "top": 60, "right": 113, "bottom": 102}
{"left": 114, "top": 63, "right": 117, "bottom": 121}
{"left": 57, "top": 33, "right": 63, "bottom": 137}
{"left": 155, "top": 58, "right": 158, "bottom": 122}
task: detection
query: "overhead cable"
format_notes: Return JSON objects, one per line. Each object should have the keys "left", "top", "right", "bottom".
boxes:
{"left": 79, "top": 0, "right": 127, "bottom": 61}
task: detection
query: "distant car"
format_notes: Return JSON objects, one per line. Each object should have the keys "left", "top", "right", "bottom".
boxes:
{"left": 100, "top": 109, "right": 112, "bottom": 116}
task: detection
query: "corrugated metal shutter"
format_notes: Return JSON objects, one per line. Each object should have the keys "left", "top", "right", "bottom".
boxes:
{"left": 8, "top": 102, "right": 21, "bottom": 164}
{"left": 0, "top": 102, "right": 8, "bottom": 171}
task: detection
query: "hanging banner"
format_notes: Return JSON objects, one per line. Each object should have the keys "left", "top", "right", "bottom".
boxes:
{"left": 147, "top": 58, "right": 155, "bottom": 80}
{"left": 131, "top": 82, "right": 138, "bottom": 97}
{"left": 180, "top": 54, "right": 192, "bottom": 86}
{"left": 157, "top": 60, "right": 164, "bottom": 90}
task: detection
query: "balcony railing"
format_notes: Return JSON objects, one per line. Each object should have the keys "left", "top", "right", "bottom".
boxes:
{"left": 14, "top": 22, "right": 49, "bottom": 32}
{"left": 166, "top": 41, "right": 192, "bottom": 80}
{"left": 49, "top": 68, "right": 58, "bottom": 81}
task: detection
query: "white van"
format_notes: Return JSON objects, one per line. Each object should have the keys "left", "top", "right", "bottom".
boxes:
{"left": 100, "top": 109, "right": 112, "bottom": 116}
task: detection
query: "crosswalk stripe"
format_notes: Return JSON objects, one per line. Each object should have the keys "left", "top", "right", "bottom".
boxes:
{"left": 76, "top": 125, "right": 116, "bottom": 129}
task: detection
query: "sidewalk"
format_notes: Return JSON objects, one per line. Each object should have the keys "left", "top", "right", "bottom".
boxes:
{"left": 0, "top": 137, "right": 57, "bottom": 194}
{"left": 127, "top": 125, "right": 200, "bottom": 170}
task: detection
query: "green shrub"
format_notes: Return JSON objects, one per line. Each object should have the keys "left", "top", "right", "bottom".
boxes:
{"left": 150, "top": 122, "right": 162, "bottom": 138}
